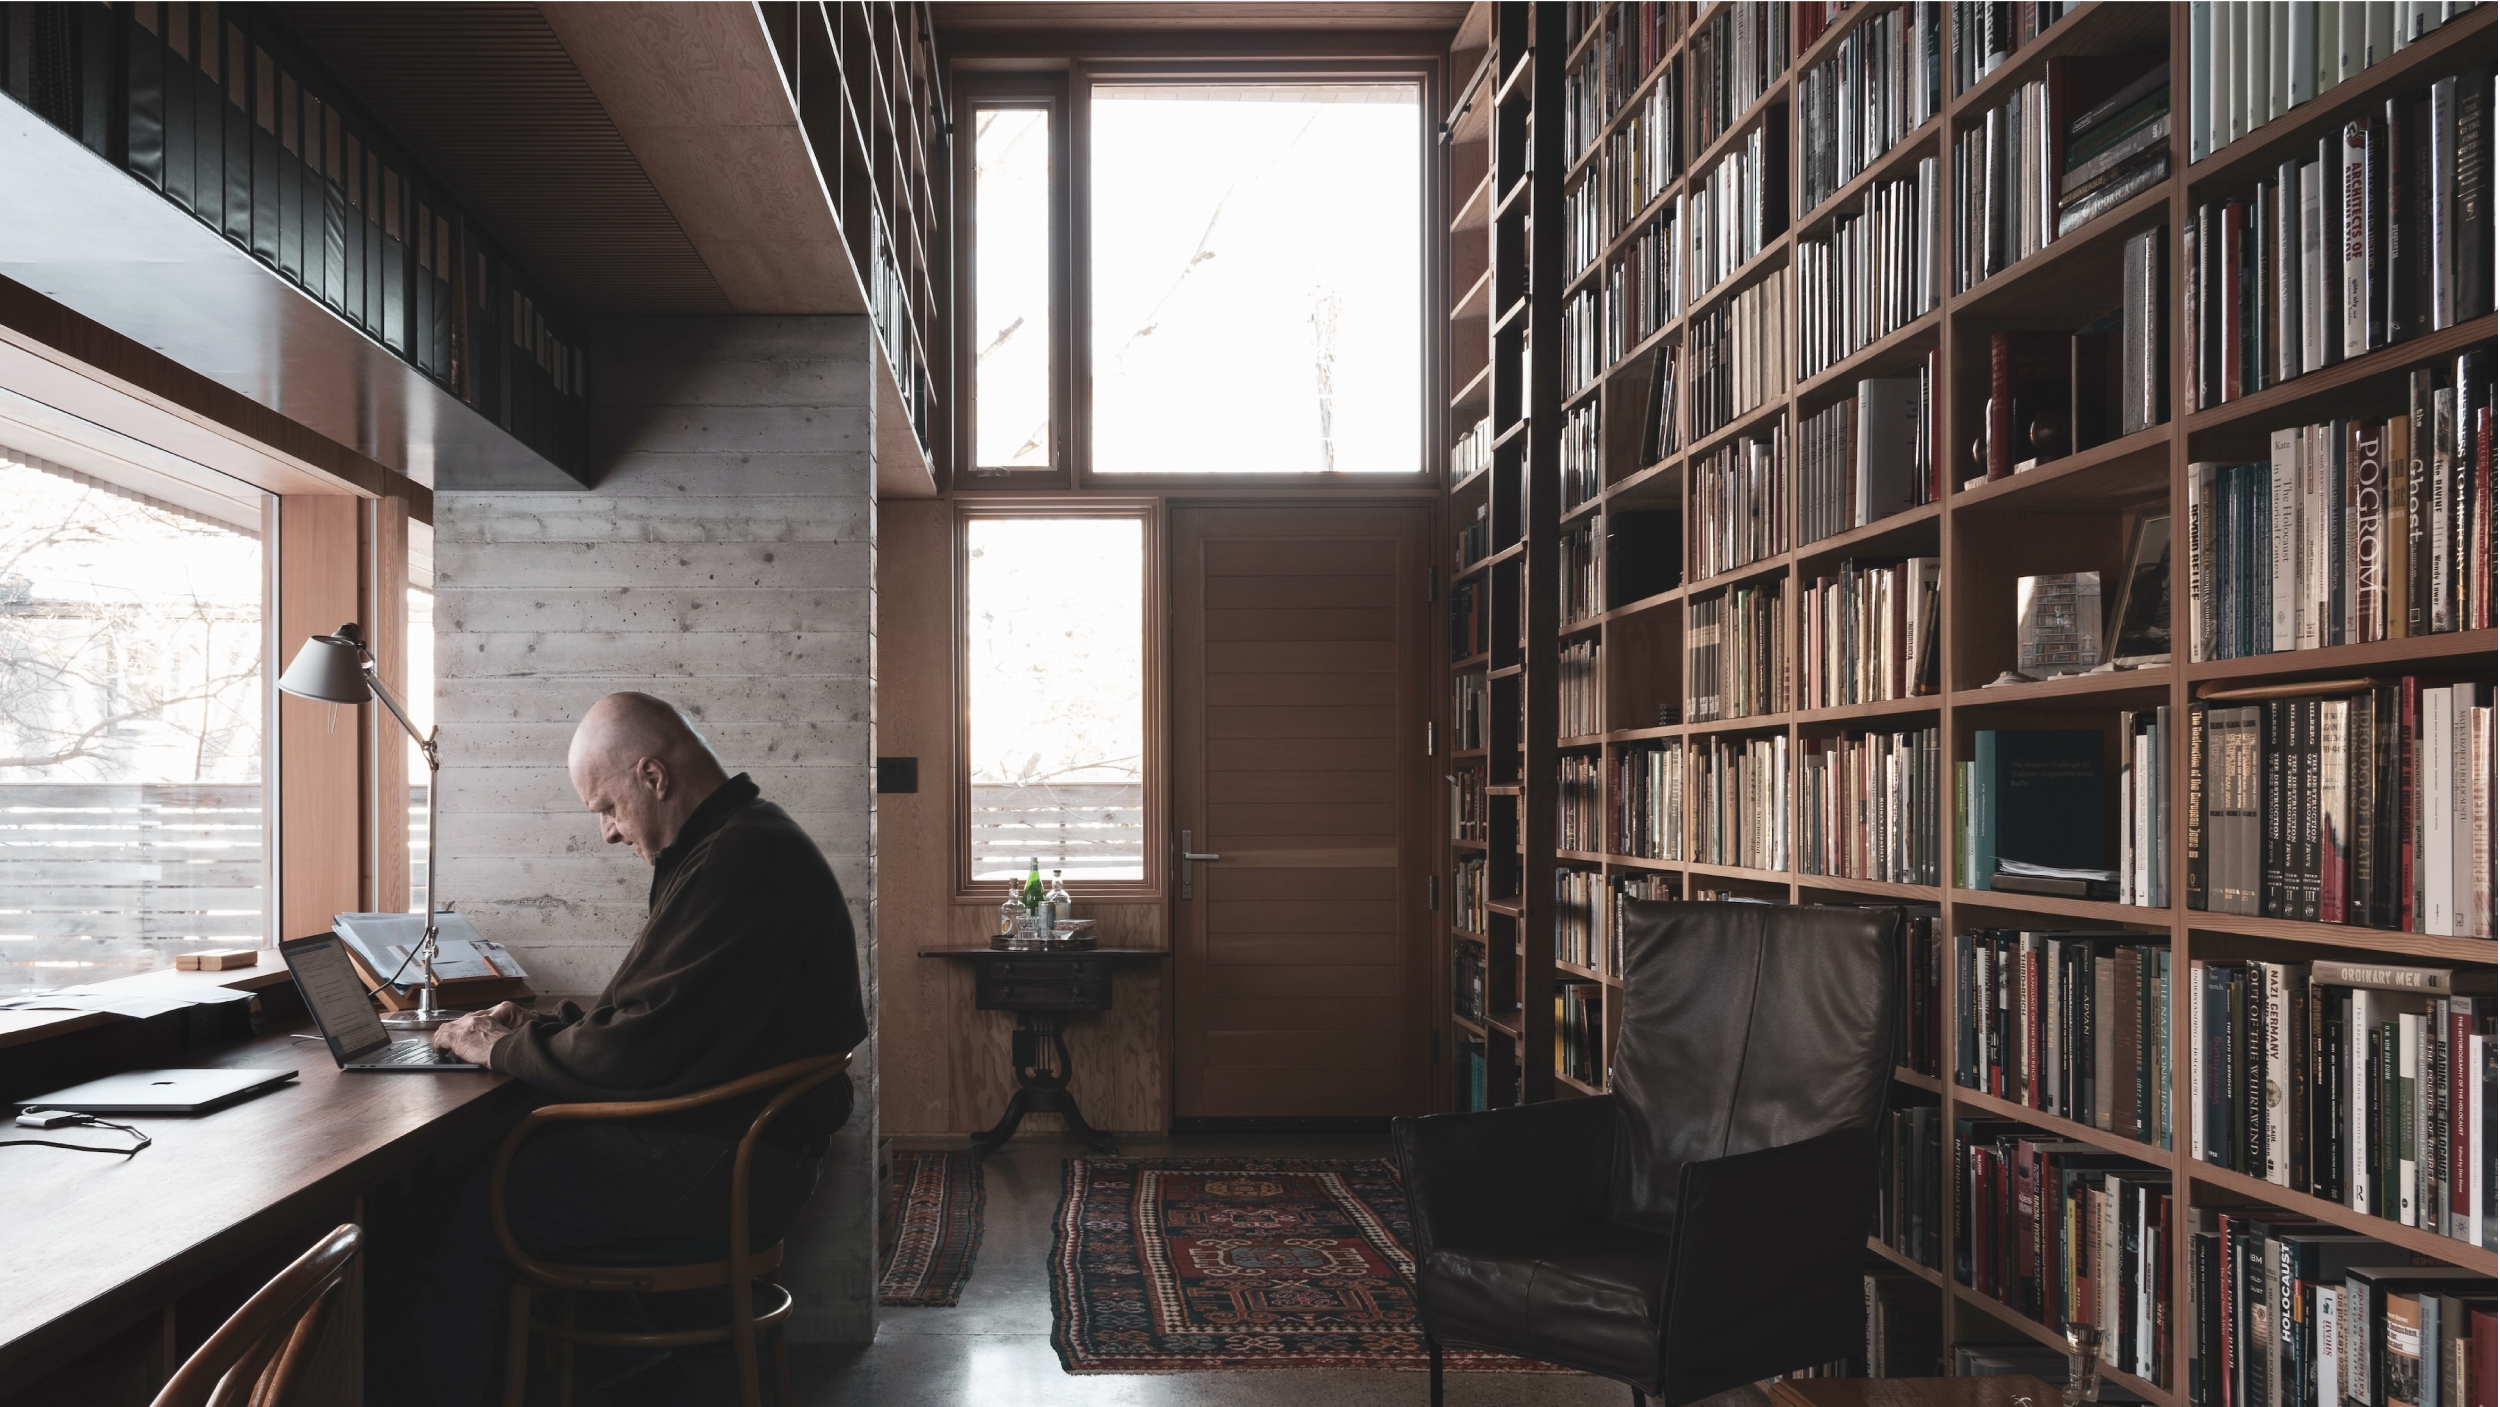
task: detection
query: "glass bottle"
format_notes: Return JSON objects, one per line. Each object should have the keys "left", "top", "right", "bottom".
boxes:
{"left": 1023, "top": 859, "right": 1046, "bottom": 915}
{"left": 997, "top": 880, "right": 1024, "bottom": 937}
{"left": 1045, "top": 869, "right": 1072, "bottom": 927}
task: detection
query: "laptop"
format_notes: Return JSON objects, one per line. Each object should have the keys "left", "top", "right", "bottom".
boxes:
{"left": 281, "top": 933, "right": 483, "bottom": 1072}
{"left": 22, "top": 1066, "right": 295, "bottom": 1114}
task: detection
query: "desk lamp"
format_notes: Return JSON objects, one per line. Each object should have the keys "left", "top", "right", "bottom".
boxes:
{"left": 277, "top": 623, "right": 454, "bottom": 1030}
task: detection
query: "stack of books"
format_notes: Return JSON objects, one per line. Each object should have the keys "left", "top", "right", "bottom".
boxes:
{"left": 1609, "top": 744, "right": 1683, "bottom": 861}
{"left": 2186, "top": 354, "right": 2496, "bottom": 660}
{"left": 1557, "top": 753, "right": 1601, "bottom": 854}
{"left": 1800, "top": 555, "right": 1942, "bottom": 709}
{"left": 1795, "top": 160, "right": 1942, "bottom": 380}
{"left": 1561, "top": 401, "right": 1599, "bottom": 511}
{"left": 1555, "top": 867, "right": 1601, "bottom": 971}
{"left": 1685, "top": 577, "right": 1790, "bottom": 723}
{"left": 1958, "top": 1125, "right": 2172, "bottom": 1383}
{"left": 1799, "top": 724, "right": 1941, "bottom": 885}
{"left": 1691, "top": 423, "right": 1787, "bottom": 577}
{"left": 2055, "top": 61, "right": 2171, "bottom": 237}
{"left": 1693, "top": 731, "right": 1791, "bottom": 872}
{"left": 1952, "top": 56, "right": 2165, "bottom": 292}
{"left": 1449, "top": 767, "right": 1484, "bottom": 842}
{"left": 2186, "top": 0, "right": 2479, "bottom": 162}
{"left": 2188, "top": 77, "right": 2492, "bottom": 410}
{"left": 1796, "top": 369, "right": 1940, "bottom": 542}
{"left": 1558, "top": 639, "right": 1601, "bottom": 738}
{"left": 1453, "top": 857, "right": 1487, "bottom": 935}
{"left": 1954, "top": 929, "right": 2177, "bottom": 1150}
{"left": 1956, "top": 728, "right": 2108, "bottom": 895}
{"left": 1451, "top": 671, "right": 1486, "bottom": 748}
{"left": 1796, "top": 2, "right": 1944, "bottom": 214}
{"left": 1688, "top": 273, "right": 1789, "bottom": 435}
{"left": 2187, "top": 680, "right": 2494, "bottom": 935}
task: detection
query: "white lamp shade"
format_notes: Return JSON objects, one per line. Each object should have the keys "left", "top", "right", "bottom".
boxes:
{"left": 277, "top": 631, "right": 371, "bottom": 704}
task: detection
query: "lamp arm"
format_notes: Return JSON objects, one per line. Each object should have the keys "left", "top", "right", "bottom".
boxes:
{"left": 358, "top": 661, "right": 438, "bottom": 768}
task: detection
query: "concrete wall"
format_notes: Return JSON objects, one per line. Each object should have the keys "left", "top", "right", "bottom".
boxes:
{"left": 433, "top": 315, "right": 879, "bottom": 1342}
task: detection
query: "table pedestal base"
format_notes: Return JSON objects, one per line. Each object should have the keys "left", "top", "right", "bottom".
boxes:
{"left": 969, "top": 1014, "right": 1117, "bottom": 1159}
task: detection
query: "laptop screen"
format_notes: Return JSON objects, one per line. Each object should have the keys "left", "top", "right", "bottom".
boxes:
{"left": 283, "top": 934, "right": 393, "bottom": 1059}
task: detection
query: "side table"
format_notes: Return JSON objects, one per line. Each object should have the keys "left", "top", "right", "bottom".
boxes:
{"left": 919, "top": 946, "right": 1169, "bottom": 1158}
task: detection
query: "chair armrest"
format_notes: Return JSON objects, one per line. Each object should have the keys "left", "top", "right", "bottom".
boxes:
{"left": 1390, "top": 1096, "right": 1617, "bottom": 1258}
{"left": 1657, "top": 1123, "right": 1876, "bottom": 1404}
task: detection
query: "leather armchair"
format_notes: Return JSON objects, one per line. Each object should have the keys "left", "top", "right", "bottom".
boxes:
{"left": 1392, "top": 901, "right": 1901, "bottom": 1406}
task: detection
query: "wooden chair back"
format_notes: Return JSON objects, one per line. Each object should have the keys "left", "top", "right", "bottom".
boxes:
{"left": 148, "top": 1223, "right": 361, "bottom": 1407}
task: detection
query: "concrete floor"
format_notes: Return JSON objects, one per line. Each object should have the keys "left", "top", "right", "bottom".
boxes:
{"left": 778, "top": 1131, "right": 1769, "bottom": 1407}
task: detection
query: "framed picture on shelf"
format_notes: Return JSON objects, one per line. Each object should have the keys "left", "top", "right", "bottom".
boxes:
{"left": 2104, "top": 509, "right": 2171, "bottom": 667}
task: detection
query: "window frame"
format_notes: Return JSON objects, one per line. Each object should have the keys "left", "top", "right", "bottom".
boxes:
{"left": 953, "top": 76, "right": 1074, "bottom": 491}
{"left": 950, "top": 59, "right": 1442, "bottom": 493}
{"left": 951, "top": 496, "right": 1166, "bottom": 901}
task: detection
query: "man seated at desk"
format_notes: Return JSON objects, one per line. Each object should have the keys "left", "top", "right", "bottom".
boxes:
{"left": 417, "top": 691, "right": 866, "bottom": 1404}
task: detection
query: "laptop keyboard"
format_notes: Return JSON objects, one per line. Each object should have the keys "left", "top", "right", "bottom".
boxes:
{"left": 373, "top": 1039, "right": 449, "bottom": 1066}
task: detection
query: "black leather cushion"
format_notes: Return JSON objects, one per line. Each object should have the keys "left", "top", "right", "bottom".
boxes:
{"left": 1604, "top": 901, "right": 1899, "bottom": 1234}
{"left": 1418, "top": 1222, "right": 1672, "bottom": 1385}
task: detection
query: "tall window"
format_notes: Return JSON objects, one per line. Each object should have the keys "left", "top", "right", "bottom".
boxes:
{"left": 974, "top": 106, "right": 1054, "bottom": 471}
{"left": 1090, "top": 83, "right": 1422, "bottom": 474}
{"left": 964, "top": 516, "right": 1145, "bottom": 883}
{"left": 0, "top": 453, "right": 267, "bottom": 996}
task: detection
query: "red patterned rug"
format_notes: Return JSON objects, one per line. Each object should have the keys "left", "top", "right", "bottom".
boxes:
{"left": 879, "top": 1149, "right": 984, "bottom": 1307}
{"left": 1049, "top": 1157, "right": 1563, "bottom": 1373}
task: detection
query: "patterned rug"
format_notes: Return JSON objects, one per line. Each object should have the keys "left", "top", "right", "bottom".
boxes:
{"left": 879, "top": 1149, "right": 985, "bottom": 1307}
{"left": 1050, "top": 1157, "right": 1563, "bottom": 1373}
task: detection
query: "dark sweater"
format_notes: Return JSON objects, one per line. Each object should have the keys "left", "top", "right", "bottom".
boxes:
{"left": 489, "top": 774, "right": 866, "bottom": 1150}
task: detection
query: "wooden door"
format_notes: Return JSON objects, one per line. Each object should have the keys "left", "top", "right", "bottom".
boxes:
{"left": 1170, "top": 504, "right": 1432, "bottom": 1119}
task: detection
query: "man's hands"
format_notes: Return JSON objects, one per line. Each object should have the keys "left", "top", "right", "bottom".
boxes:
{"left": 431, "top": 1000, "right": 533, "bottom": 1064}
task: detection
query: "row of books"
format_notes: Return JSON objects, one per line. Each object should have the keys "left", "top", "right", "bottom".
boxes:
{"left": 2116, "top": 707, "right": 2172, "bottom": 909}
{"left": 2188, "top": 78, "right": 2494, "bottom": 410}
{"left": 1951, "top": 58, "right": 2169, "bottom": 292}
{"left": 1783, "top": 1267, "right": 1948, "bottom": 1380}
{"left": 1451, "top": 577, "right": 1487, "bottom": 660}
{"left": 1453, "top": 856, "right": 1487, "bottom": 936}
{"left": 1456, "top": 502, "right": 1490, "bottom": 569}
{"left": 1800, "top": 725, "right": 1942, "bottom": 886}
{"left": 2189, "top": 1210, "right": 2497, "bottom": 1407}
{"left": 1558, "top": 752, "right": 1602, "bottom": 855}
{"left": 1898, "top": 911, "right": 1945, "bottom": 1077}
{"left": 2186, "top": 0, "right": 2481, "bottom": 163}
{"left": 1560, "top": 520, "right": 1601, "bottom": 625}
{"left": 1690, "top": 0, "right": 1791, "bottom": 152}
{"left": 1795, "top": 366, "right": 1939, "bottom": 545}
{"left": 1948, "top": 1, "right": 2076, "bottom": 97}
{"left": 1797, "top": 3, "right": 1943, "bottom": 216}
{"left": 1611, "top": 743, "right": 1683, "bottom": 861}
{"left": 1687, "top": 269, "right": 1789, "bottom": 436}
{"left": 1693, "top": 732, "right": 1791, "bottom": 872}
{"left": 2186, "top": 680, "right": 2493, "bottom": 937}
{"left": 1954, "top": 929, "right": 2178, "bottom": 1150}
{"left": 1960, "top": 1128, "right": 2173, "bottom": 1383}
{"left": 1452, "top": 670, "right": 1487, "bottom": 753}
{"left": 1873, "top": 1103, "right": 1945, "bottom": 1270}
{"left": 1451, "top": 413, "right": 1492, "bottom": 486}
{"left": 1558, "top": 980, "right": 1604, "bottom": 1087}
{"left": 1561, "top": 0, "right": 1678, "bottom": 166}
{"left": 1582, "top": 71, "right": 1682, "bottom": 266}
{"left": 1686, "top": 577, "right": 1791, "bottom": 722}
{"left": 1628, "top": 341, "right": 1685, "bottom": 472}
{"left": 1453, "top": 939, "right": 1486, "bottom": 1023}
{"left": 1450, "top": 765, "right": 1485, "bottom": 843}
{"left": 1685, "top": 110, "right": 1787, "bottom": 300}
{"left": 1609, "top": 873, "right": 1677, "bottom": 970}
{"left": 1957, "top": 729, "right": 2109, "bottom": 895}
{"left": 1563, "top": 285, "right": 1604, "bottom": 398}
{"left": 1690, "top": 423, "right": 1787, "bottom": 578}
{"left": 1556, "top": 867, "right": 1601, "bottom": 972}
{"left": 2190, "top": 957, "right": 2495, "bottom": 1247}
{"left": 1562, "top": 401, "right": 1599, "bottom": 511}
{"left": 1794, "top": 159, "right": 1941, "bottom": 380}
{"left": 1602, "top": 199, "right": 1685, "bottom": 370}
{"left": 1460, "top": 1036, "right": 1488, "bottom": 1110}
{"left": 1559, "top": 638, "right": 1600, "bottom": 739}
{"left": 2188, "top": 361, "right": 2495, "bottom": 661}
{"left": 1800, "top": 555, "right": 1942, "bottom": 710}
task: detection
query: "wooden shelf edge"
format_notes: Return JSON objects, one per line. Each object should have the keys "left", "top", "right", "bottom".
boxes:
{"left": 2183, "top": 315, "right": 2500, "bottom": 436}
{"left": 2186, "top": 7, "right": 2496, "bottom": 191}
{"left": 1951, "top": 1084, "right": 2170, "bottom": 1162}
{"left": 2186, "top": 1160, "right": 2500, "bottom": 1275}
{"left": 1794, "top": 306, "right": 1944, "bottom": 406}
{"left": 1865, "top": 1233, "right": 1946, "bottom": 1285}
{"left": 1948, "top": 887, "right": 2174, "bottom": 930}
{"left": 2180, "top": 911, "right": 2495, "bottom": 964}
{"left": 2186, "top": 628, "right": 2500, "bottom": 684}
{"left": 1950, "top": 1281, "right": 2182, "bottom": 1407}
{"left": 1952, "top": 424, "right": 2172, "bottom": 512}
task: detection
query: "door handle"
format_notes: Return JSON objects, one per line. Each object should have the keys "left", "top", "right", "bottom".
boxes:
{"left": 1179, "top": 830, "right": 1220, "bottom": 899}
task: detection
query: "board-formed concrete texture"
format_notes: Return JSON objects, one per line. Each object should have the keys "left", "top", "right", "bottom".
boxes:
{"left": 434, "top": 314, "right": 880, "bottom": 1342}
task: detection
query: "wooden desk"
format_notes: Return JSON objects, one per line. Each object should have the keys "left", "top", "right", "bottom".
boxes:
{"left": 0, "top": 1029, "right": 524, "bottom": 1397}
{"left": 919, "top": 946, "right": 1168, "bottom": 1158}
{"left": 1768, "top": 1377, "right": 2060, "bottom": 1407}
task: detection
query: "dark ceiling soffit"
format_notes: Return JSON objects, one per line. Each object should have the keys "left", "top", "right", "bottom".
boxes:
{"left": 270, "top": 4, "right": 731, "bottom": 317}
{"left": 931, "top": 2, "right": 1471, "bottom": 32}
{"left": 0, "top": 102, "right": 580, "bottom": 492}
{"left": 939, "top": 27, "right": 1459, "bottom": 61}
{"left": 0, "top": 270, "right": 432, "bottom": 522}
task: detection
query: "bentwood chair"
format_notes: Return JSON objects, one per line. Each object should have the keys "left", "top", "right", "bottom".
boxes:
{"left": 149, "top": 1223, "right": 362, "bottom": 1407}
{"left": 492, "top": 1052, "right": 851, "bottom": 1407}
{"left": 1393, "top": 901, "right": 1901, "bottom": 1407}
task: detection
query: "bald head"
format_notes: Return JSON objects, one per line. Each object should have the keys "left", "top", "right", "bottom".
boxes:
{"left": 568, "top": 692, "right": 731, "bottom": 864}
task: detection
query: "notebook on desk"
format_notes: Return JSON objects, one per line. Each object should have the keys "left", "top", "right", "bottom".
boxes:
{"left": 281, "top": 934, "right": 482, "bottom": 1072}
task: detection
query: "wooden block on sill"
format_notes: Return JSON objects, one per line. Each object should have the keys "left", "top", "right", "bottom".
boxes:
{"left": 175, "top": 949, "right": 260, "bottom": 971}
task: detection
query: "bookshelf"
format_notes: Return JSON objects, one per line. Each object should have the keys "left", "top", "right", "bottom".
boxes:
{"left": 1437, "top": 2, "right": 2498, "bottom": 1398}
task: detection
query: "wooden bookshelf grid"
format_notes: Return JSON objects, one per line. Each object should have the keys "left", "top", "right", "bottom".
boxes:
{"left": 1436, "top": 2, "right": 2499, "bottom": 1398}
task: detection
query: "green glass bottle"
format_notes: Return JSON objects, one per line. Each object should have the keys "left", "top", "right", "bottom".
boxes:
{"left": 1023, "top": 858, "right": 1045, "bottom": 913}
